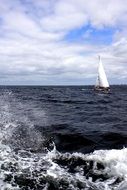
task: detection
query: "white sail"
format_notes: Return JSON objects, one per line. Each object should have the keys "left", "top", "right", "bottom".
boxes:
{"left": 96, "top": 56, "right": 109, "bottom": 88}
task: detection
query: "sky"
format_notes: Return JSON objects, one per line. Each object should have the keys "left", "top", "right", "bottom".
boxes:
{"left": 0, "top": 0, "right": 127, "bottom": 85}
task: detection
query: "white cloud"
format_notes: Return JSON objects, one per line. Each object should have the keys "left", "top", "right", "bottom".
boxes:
{"left": 40, "top": 0, "right": 127, "bottom": 31}
{"left": 0, "top": 0, "right": 127, "bottom": 84}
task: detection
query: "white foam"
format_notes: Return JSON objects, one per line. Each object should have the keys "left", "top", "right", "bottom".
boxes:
{"left": 86, "top": 148, "right": 127, "bottom": 179}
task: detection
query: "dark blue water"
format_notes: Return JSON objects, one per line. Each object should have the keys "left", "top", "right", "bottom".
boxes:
{"left": 0, "top": 86, "right": 127, "bottom": 190}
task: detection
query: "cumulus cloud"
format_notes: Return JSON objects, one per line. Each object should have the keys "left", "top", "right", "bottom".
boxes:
{"left": 41, "top": 0, "right": 127, "bottom": 31}
{"left": 0, "top": 0, "right": 127, "bottom": 84}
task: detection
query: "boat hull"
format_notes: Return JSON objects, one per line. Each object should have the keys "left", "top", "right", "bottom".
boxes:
{"left": 94, "top": 86, "right": 110, "bottom": 93}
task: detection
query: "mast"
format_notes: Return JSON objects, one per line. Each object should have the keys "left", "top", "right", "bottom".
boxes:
{"left": 96, "top": 56, "right": 109, "bottom": 88}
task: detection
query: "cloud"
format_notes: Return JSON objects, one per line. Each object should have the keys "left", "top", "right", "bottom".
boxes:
{"left": 0, "top": 0, "right": 127, "bottom": 84}
{"left": 41, "top": 0, "right": 127, "bottom": 31}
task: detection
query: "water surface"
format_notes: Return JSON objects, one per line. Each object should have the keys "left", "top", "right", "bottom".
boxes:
{"left": 0, "top": 85, "right": 127, "bottom": 189}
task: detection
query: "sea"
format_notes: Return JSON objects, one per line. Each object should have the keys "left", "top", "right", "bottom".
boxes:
{"left": 0, "top": 85, "right": 127, "bottom": 190}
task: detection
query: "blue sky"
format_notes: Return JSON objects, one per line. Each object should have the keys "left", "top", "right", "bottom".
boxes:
{"left": 65, "top": 26, "right": 115, "bottom": 45}
{"left": 0, "top": 0, "right": 127, "bottom": 85}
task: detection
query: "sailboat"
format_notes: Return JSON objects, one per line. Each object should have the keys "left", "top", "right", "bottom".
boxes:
{"left": 94, "top": 55, "right": 110, "bottom": 92}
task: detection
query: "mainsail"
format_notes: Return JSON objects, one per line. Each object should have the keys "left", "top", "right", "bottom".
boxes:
{"left": 96, "top": 56, "right": 109, "bottom": 88}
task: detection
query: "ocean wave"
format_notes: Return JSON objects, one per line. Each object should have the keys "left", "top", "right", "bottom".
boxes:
{"left": 0, "top": 141, "right": 127, "bottom": 189}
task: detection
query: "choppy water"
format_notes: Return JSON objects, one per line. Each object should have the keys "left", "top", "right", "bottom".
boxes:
{"left": 0, "top": 86, "right": 127, "bottom": 190}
